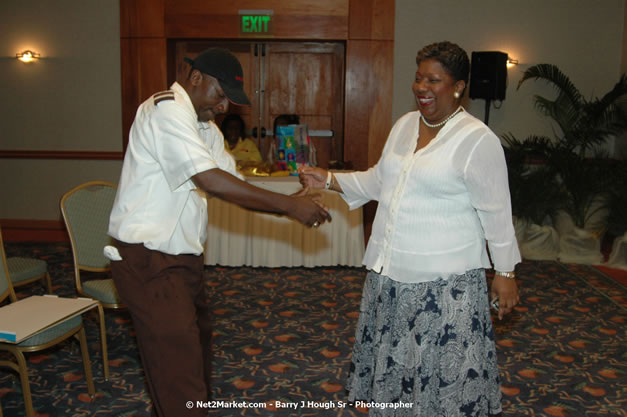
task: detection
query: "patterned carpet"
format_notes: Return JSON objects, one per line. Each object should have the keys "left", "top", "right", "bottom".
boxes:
{"left": 0, "top": 243, "right": 625, "bottom": 417}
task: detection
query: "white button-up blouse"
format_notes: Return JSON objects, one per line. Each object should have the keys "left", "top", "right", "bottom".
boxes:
{"left": 335, "top": 110, "right": 521, "bottom": 283}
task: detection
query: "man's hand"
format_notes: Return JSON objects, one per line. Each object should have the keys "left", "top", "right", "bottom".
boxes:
{"left": 288, "top": 187, "right": 332, "bottom": 227}
{"left": 298, "top": 167, "right": 328, "bottom": 189}
{"left": 490, "top": 275, "right": 520, "bottom": 320}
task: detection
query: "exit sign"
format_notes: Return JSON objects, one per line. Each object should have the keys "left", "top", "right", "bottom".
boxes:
{"left": 239, "top": 9, "right": 274, "bottom": 36}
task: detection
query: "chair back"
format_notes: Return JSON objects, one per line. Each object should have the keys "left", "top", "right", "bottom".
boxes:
{"left": 60, "top": 181, "right": 117, "bottom": 270}
{"left": 0, "top": 228, "right": 18, "bottom": 304}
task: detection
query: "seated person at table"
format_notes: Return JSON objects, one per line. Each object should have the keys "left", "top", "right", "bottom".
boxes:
{"left": 221, "top": 114, "right": 262, "bottom": 162}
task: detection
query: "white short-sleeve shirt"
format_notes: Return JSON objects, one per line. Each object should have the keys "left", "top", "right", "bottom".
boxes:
{"left": 108, "top": 82, "right": 242, "bottom": 255}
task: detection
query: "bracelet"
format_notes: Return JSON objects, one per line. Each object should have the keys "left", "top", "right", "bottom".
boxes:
{"left": 495, "top": 271, "right": 516, "bottom": 279}
{"left": 325, "top": 171, "right": 333, "bottom": 189}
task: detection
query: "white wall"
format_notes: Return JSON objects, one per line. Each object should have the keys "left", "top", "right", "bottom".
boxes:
{"left": 0, "top": 0, "right": 123, "bottom": 220}
{"left": 393, "top": 0, "right": 625, "bottom": 144}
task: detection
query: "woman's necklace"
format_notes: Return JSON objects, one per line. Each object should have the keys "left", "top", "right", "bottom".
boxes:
{"left": 421, "top": 106, "right": 463, "bottom": 128}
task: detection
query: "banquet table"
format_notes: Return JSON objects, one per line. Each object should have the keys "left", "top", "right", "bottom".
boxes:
{"left": 204, "top": 176, "right": 365, "bottom": 268}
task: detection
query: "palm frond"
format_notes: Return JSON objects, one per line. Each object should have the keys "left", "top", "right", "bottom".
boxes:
{"left": 570, "top": 96, "right": 627, "bottom": 154}
{"left": 518, "top": 64, "right": 583, "bottom": 109}
{"left": 598, "top": 74, "right": 627, "bottom": 107}
{"left": 502, "top": 133, "right": 554, "bottom": 160}
{"left": 533, "top": 93, "right": 581, "bottom": 137}
{"left": 585, "top": 75, "right": 627, "bottom": 127}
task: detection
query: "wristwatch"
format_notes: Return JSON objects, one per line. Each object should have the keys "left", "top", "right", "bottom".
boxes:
{"left": 494, "top": 271, "right": 516, "bottom": 279}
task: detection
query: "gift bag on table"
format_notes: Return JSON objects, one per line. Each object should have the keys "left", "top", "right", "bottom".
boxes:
{"left": 273, "top": 124, "right": 316, "bottom": 174}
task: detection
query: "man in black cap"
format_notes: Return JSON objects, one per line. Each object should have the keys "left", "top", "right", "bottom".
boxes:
{"left": 108, "top": 47, "right": 330, "bottom": 417}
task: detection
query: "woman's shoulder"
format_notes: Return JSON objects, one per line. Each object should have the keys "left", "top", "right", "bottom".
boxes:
{"left": 457, "top": 110, "right": 499, "bottom": 138}
{"left": 459, "top": 110, "right": 485, "bottom": 127}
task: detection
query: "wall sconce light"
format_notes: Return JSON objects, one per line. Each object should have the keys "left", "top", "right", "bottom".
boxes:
{"left": 506, "top": 57, "right": 519, "bottom": 68}
{"left": 16, "top": 50, "right": 40, "bottom": 63}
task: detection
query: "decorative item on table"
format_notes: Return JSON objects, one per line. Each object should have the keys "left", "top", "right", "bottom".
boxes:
{"left": 237, "top": 161, "right": 272, "bottom": 177}
{"left": 274, "top": 124, "right": 316, "bottom": 175}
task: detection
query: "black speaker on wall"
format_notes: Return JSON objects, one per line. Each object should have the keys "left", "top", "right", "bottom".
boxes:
{"left": 469, "top": 51, "right": 508, "bottom": 101}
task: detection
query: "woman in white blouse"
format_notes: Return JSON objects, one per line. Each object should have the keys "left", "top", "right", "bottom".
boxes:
{"left": 299, "top": 41, "right": 520, "bottom": 416}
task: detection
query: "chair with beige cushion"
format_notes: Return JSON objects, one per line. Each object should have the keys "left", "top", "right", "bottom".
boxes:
{"left": 60, "top": 181, "right": 123, "bottom": 380}
{"left": 0, "top": 227, "right": 96, "bottom": 417}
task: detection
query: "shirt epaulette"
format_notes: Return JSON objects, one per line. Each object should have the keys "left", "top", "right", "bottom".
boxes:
{"left": 153, "top": 90, "right": 175, "bottom": 106}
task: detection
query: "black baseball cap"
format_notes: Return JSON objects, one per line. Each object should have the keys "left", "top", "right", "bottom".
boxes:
{"left": 184, "top": 47, "right": 251, "bottom": 105}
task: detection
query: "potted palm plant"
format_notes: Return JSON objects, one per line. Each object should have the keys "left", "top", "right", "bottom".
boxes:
{"left": 504, "top": 64, "right": 627, "bottom": 264}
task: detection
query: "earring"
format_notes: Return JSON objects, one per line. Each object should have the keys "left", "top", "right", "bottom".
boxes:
{"left": 454, "top": 91, "right": 461, "bottom": 98}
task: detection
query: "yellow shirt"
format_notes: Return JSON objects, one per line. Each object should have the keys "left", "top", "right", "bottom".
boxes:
{"left": 224, "top": 137, "right": 262, "bottom": 162}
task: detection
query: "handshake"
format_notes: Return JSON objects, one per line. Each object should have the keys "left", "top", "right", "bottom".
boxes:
{"left": 288, "top": 167, "right": 337, "bottom": 228}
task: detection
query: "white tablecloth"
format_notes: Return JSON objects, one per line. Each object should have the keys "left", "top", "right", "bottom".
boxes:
{"left": 204, "top": 176, "right": 365, "bottom": 268}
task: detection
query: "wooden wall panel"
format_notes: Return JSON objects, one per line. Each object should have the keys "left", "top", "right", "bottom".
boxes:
{"left": 344, "top": 36, "right": 394, "bottom": 243}
{"left": 120, "top": 0, "right": 165, "bottom": 37}
{"left": 367, "top": 41, "right": 395, "bottom": 167}
{"left": 344, "top": 42, "right": 372, "bottom": 171}
{"left": 164, "top": 0, "right": 348, "bottom": 16}
{"left": 166, "top": 14, "right": 347, "bottom": 40}
{"left": 349, "top": 0, "right": 395, "bottom": 40}
{"left": 164, "top": 0, "right": 348, "bottom": 39}
{"left": 344, "top": 40, "right": 394, "bottom": 170}
{"left": 120, "top": 39, "right": 168, "bottom": 148}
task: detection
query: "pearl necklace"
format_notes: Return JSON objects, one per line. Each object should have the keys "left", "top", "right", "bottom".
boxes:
{"left": 421, "top": 106, "right": 463, "bottom": 128}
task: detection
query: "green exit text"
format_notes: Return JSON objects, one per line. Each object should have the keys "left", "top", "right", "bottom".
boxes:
{"left": 241, "top": 15, "right": 271, "bottom": 33}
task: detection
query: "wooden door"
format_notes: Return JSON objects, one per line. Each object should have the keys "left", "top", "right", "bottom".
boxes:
{"left": 172, "top": 40, "right": 344, "bottom": 169}
{"left": 261, "top": 42, "right": 344, "bottom": 169}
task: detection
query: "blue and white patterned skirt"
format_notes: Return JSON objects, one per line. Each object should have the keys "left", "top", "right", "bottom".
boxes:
{"left": 346, "top": 269, "right": 502, "bottom": 417}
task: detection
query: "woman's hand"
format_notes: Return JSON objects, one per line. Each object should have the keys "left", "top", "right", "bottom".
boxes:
{"left": 298, "top": 167, "right": 328, "bottom": 189}
{"left": 490, "top": 275, "right": 520, "bottom": 320}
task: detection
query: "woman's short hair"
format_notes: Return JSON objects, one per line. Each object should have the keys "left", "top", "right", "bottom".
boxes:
{"left": 416, "top": 41, "right": 470, "bottom": 85}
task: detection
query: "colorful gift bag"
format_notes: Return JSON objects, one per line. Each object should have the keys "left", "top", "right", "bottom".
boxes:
{"left": 274, "top": 124, "right": 316, "bottom": 174}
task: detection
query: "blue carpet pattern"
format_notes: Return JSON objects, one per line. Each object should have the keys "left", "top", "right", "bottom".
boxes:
{"left": 0, "top": 243, "right": 625, "bottom": 417}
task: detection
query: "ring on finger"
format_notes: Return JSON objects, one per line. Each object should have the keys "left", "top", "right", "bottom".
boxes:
{"left": 313, "top": 221, "right": 320, "bottom": 227}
